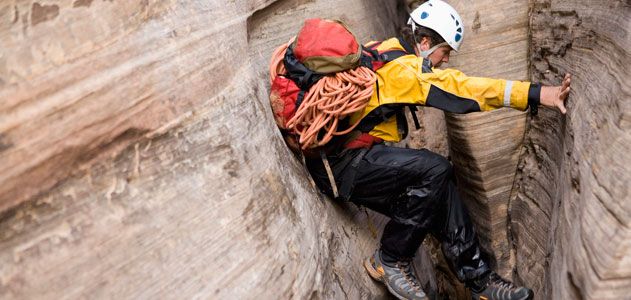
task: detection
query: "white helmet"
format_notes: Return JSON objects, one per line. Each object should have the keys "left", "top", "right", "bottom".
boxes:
{"left": 408, "top": 0, "right": 464, "bottom": 56}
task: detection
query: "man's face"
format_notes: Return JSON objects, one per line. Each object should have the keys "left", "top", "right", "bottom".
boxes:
{"left": 427, "top": 46, "right": 452, "bottom": 68}
{"left": 415, "top": 37, "right": 453, "bottom": 68}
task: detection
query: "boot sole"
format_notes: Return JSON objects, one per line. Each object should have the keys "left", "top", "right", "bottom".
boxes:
{"left": 364, "top": 258, "right": 428, "bottom": 300}
{"left": 364, "top": 257, "right": 384, "bottom": 282}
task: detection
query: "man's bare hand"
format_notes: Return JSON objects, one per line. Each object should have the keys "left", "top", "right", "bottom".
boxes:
{"left": 540, "top": 73, "right": 572, "bottom": 114}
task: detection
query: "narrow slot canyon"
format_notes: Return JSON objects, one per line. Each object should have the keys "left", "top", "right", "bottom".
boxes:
{"left": 0, "top": 0, "right": 628, "bottom": 299}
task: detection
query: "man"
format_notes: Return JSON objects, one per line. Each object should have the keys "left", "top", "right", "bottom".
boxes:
{"left": 305, "top": 1, "right": 571, "bottom": 299}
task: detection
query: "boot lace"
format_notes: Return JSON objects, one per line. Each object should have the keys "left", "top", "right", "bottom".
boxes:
{"left": 489, "top": 272, "right": 516, "bottom": 290}
{"left": 396, "top": 260, "right": 423, "bottom": 291}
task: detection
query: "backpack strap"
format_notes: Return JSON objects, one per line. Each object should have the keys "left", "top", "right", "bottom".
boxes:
{"left": 361, "top": 38, "right": 412, "bottom": 71}
{"left": 320, "top": 150, "right": 339, "bottom": 199}
{"left": 384, "top": 48, "right": 421, "bottom": 132}
{"left": 337, "top": 147, "right": 368, "bottom": 201}
{"left": 409, "top": 106, "right": 421, "bottom": 130}
{"left": 359, "top": 38, "right": 422, "bottom": 134}
{"left": 354, "top": 103, "right": 421, "bottom": 139}
{"left": 283, "top": 46, "right": 323, "bottom": 89}
{"left": 283, "top": 46, "right": 323, "bottom": 111}
{"left": 363, "top": 49, "right": 409, "bottom": 70}
{"left": 397, "top": 37, "right": 415, "bottom": 54}
{"left": 355, "top": 104, "right": 399, "bottom": 133}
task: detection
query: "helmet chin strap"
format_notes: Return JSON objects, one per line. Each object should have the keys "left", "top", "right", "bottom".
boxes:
{"left": 408, "top": 19, "right": 448, "bottom": 58}
{"left": 418, "top": 42, "right": 447, "bottom": 58}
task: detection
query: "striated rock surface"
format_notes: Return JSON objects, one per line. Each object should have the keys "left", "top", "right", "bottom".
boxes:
{"left": 512, "top": 0, "right": 631, "bottom": 299}
{"left": 398, "top": 1, "right": 532, "bottom": 298}
{"left": 406, "top": 1, "right": 630, "bottom": 300}
{"left": 445, "top": 0, "right": 533, "bottom": 281}
{"left": 1, "top": 0, "right": 629, "bottom": 299}
{"left": 440, "top": 0, "right": 532, "bottom": 283}
{"left": 0, "top": 0, "right": 403, "bottom": 298}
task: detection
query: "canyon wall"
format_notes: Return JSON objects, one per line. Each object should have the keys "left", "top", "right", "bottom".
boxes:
{"left": 512, "top": 1, "right": 631, "bottom": 299}
{"left": 407, "top": 1, "right": 631, "bottom": 299}
{"left": 444, "top": 0, "right": 531, "bottom": 280}
{"left": 1, "top": 0, "right": 629, "bottom": 299}
{"left": 0, "top": 0, "right": 404, "bottom": 298}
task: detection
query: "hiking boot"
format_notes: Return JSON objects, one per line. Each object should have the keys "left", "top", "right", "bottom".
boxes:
{"left": 471, "top": 272, "right": 534, "bottom": 300}
{"left": 364, "top": 250, "right": 428, "bottom": 300}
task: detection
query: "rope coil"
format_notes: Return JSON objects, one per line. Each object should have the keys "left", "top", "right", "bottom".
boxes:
{"left": 269, "top": 41, "right": 377, "bottom": 150}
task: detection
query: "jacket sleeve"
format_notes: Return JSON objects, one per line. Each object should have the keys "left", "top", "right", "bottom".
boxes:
{"left": 383, "top": 57, "right": 540, "bottom": 113}
{"left": 419, "top": 67, "right": 539, "bottom": 113}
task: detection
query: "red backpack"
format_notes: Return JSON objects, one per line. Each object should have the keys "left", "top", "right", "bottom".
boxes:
{"left": 269, "top": 19, "right": 416, "bottom": 155}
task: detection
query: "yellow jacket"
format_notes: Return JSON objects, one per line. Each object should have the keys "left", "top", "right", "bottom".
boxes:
{"left": 351, "top": 38, "right": 539, "bottom": 142}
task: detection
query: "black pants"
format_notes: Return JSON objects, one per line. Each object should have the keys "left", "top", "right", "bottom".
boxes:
{"left": 306, "top": 144, "right": 490, "bottom": 282}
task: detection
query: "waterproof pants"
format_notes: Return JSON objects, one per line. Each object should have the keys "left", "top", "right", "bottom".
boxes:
{"left": 306, "top": 144, "right": 490, "bottom": 282}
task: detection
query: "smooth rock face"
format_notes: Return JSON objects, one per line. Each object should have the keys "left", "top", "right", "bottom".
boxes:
{"left": 403, "top": 0, "right": 531, "bottom": 282}
{"left": 439, "top": 0, "right": 531, "bottom": 282}
{"left": 512, "top": 1, "right": 631, "bottom": 299}
{"left": 0, "top": 0, "right": 403, "bottom": 298}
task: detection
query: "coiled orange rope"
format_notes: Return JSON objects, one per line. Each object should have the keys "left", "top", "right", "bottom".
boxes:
{"left": 269, "top": 41, "right": 377, "bottom": 150}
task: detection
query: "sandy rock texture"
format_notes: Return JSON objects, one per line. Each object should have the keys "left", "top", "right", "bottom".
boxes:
{"left": 402, "top": 2, "right": 630, "bottom": 300}
{"left": 445, "top": 0, "right": 532, "bottom": 280}
{"left": 2, "top": 0, "right": 629, "bottom": 299}
{"left": 511, "top": 0, "right": 631, "bottom": 299}
{"left": 0, "top": 0, "right": 404, "bottom": 298}
{"left": 403, "top": 1, "right": 532, "bottom": 296}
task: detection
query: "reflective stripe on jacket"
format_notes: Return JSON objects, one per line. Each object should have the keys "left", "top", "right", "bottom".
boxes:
{"left": 350, "top": 38, "right": 535, "bottom": 142}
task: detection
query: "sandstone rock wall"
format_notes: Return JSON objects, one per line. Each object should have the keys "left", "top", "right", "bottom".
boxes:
{"left": 512, "top": 0, "right": 631, "bottom": 299}
{"left": 406, "top": 1, "right": 631, "bottom": 300}
{"left": 0, "top": 0, "right": 403, "bottom": 298}
{"left": 2, "top": 0, "right": 629, "bottom": 299}
{"left": 440, "top": 0, "right": 531, "bottom": 280}
{"left": 398, "top": 1, "right": 532, "bottom": 297}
